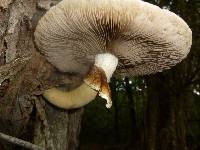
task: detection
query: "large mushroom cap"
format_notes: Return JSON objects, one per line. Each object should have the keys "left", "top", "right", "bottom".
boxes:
{"left": 34, "top": 0, "right": 192, "bottom": 76}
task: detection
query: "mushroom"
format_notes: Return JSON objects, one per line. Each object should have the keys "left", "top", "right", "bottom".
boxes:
{"left": 34, "top": 0, "right": 192, "bottom": 109}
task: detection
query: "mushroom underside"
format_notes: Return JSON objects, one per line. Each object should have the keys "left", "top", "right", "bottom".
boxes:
{"left": 35, "top": 0, "right": 192, "bottom": 109}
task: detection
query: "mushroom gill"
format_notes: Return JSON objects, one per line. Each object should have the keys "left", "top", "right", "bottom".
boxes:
{"left": 34, "top": 0, "right": 192, "bottom": 109}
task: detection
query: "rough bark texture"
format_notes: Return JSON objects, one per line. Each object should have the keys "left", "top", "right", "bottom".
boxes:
{"left": 0, "top": 0, "right": 83, "bottom": 150}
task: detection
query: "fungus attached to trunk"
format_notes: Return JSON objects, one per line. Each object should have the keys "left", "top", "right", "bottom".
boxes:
{"left": 34, "top": 0, "right": 192, "bottom": 109}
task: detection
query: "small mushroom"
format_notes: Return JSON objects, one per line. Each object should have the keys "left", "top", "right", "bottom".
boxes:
{"left": 34, "top": 0, "right": 192, "bottom": 109}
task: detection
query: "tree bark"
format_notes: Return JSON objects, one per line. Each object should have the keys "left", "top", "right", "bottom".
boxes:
{"left": 0, "top": 0, "right": 83, "bottom": 149}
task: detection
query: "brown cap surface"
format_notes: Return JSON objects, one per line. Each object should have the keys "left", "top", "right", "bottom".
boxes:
{"left": 34, "top": 0, "right": 192, "bottom": 76}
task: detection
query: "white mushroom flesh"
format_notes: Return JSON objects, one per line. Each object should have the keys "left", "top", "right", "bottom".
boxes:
{"left": 91, "top": 53, "right": 118, "bottom": 108}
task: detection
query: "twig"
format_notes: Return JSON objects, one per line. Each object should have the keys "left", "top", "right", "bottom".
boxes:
{"left": 0, "top": 132, "right": 45, "bottom": 150}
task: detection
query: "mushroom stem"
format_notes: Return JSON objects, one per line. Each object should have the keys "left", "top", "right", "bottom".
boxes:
{"left": 43, "top": 53, "right": 118, "bottom": 109}
{"left": 43, "top": 83, "right": 98, "bottom": 109}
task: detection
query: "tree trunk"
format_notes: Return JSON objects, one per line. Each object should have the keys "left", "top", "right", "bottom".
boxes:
{"left": 0, "top": 1, "right": 83, "bottom": 149}
{"left": 145, "top": 74, "right": 190, "bottom": 150}
{"left": 110, "top": 77, "right": 120, "bottom": 142}
{"left": 124, "top": 77, "right": 137, "bottom": 142}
